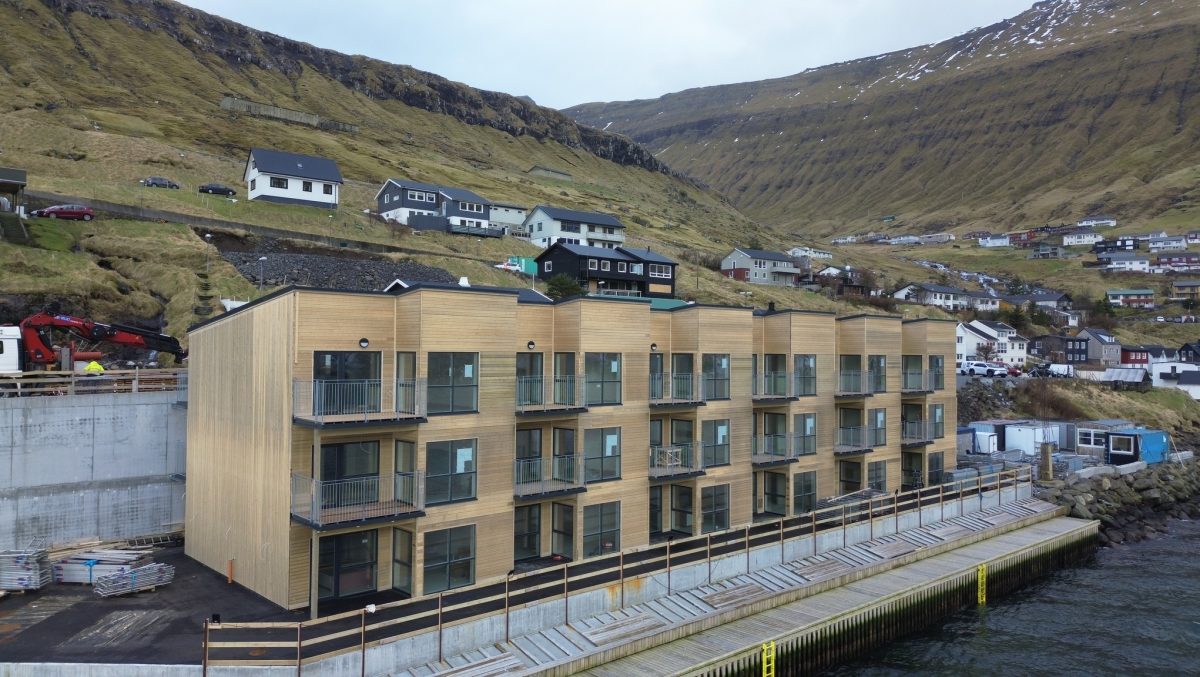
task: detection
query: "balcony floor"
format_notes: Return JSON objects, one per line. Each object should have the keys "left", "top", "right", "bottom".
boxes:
{"left": 293, "top": 412, "right": 426, "bottom": 429}
{"left": 833, "top": 445, "right": 876, "bottom": 456}
{"left": 292, "top": 501, "right": 425, "bottom": 531}
{"left": 648, "top": 469, "right": 705, "bottom": 482}
{"left": 514, "top": 480, "right": 586, "bottom": 500}
{"left": 515, "top": 405, "right": 588, "bottom": 418}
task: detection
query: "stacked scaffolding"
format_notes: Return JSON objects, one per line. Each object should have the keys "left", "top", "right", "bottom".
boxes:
{"left": 0, "top": 549, "right": 52, "bottom": 591}
{"left": 52, "top": 550, "right": 151, "bottom": 584}
{"left": 93, "top": 562, "right": 175, "bottom": 597}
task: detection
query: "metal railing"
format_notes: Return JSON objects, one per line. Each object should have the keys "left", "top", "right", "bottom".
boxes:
{"left": 293, "top": 379, "right": 425, "bottom": 423}
{"left": 649, "top": 372, "right": 706, "bottom": 404}
{"left": 752, "top": 372, "right": 792, "bottom": 399}
{"left": 793, "top": 373, "right": 817, "bottom": 397}
{"left": 901, "top": 370, "right": 932, "bottom": 392}
{"left": 513, "top": 455, "right": 583, "bottom": 497}
{"left": 0, "top": 368, "right": 187, "bottom": 397}
{"left": 449, "top": 223, "right": 504, "bottom": 237}
{"left": 836, "top": 426, "right": 867, "bottom": 452}
{"left": 869, "top": 426, "right": 887, "bottom": 447}
{"left": 752, "top": 434, "right": 792, "bottom": 464}
{"left": 793, "top": 432, "right": 817, "bottom": 457}
{"left": 590, "top": 289, "right": 643, "bottom": 298}
{"left": 649, "top": 443, "right": 703, "bottom": 478}
{"left": 868, "top": 370, "right": 887, "bottom": 393}
{"left": 290, "top": 471, "right": 425, "bottom": 527}
{"left": 515, "top": 374, "right": 584, "bottom": 412}
{"left": 837, "top": 370, "right": 867, "bottom": 395}
{"left": 902, "top": 420, "right": 933, "bottom": 444}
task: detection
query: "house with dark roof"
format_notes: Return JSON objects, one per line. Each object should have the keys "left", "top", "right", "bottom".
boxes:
{"left": 1170, "top": 279, "right": 1200, "bottom": 302}
{"left": 1106, "top": 288, "right": 1155, "bottom": 308}
{"left": 535, "top": 242, "right": 677, "bottom": 298}
{"left": 0, "top": 166, "right": 26, "bottom": 213}
{"left": 1179, "top": 341, "right": 1200, "bottom": 363}
{"left": 892, "top": 283, "right": 970, "bottom": 311}
{"left": 1093, "top": 236, "right": 1138, "bottom": 254}
{"left": 1002, "top": 292, "right": 1073, "bottom": 310}
{"left": 521, "top": 205, "right": 625, "bottom": 249}
{"left": 1077, "top": 327, "right": 1121, "bottom": 365}
{"left": 1030, "top": 334, "right": 1088, "bottom": 364}
{"left": 1173, "top": 370, "right": 1200, "bottom": 399}
{"left": 244, "top": 148, "right": 343, "bottom": 208}
{"left": 1120, "top": 344, "right": 1178, "bottom": 366}
{"left": 1078, "top": 215, "right": 1117, "bottom": 228}
{"left": 721, "top": 248, "right": 809, "bottom": 287}
{"left": 374, "top": 179, "right": 498, "bottom": 236}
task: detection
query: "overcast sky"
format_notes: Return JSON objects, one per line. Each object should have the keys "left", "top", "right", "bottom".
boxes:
{"left": 180, "top": 0, "right": 1033, "bottom": 109}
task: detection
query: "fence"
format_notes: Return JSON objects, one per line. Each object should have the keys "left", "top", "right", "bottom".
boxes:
{"left": 0, "top": 368, "right": 186, "bottom": 397}
{"left": 202, "top": 467, "right": 1033, "bottom": 671}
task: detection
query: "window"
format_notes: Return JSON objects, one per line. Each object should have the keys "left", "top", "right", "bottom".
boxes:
{"left": 583, "top": 502, "right": 620, "bottom": 557}
{"left": 868, "top": 460, "right": 887, "bottom": 491}
{"left": 302, "top": 181, "right": 312, "bottom": 193}
{"left": 516, "top": 352, "right": 544, "bottom": 406}
{"left": 269, "top": 176, "right": 288, "bottom": 189}
{"left": 839, "top": 460, "right": 862, "bottom": 493}
{"left": 703, "top": 353, "right": 730, "bottom": 399}
{"left": 583, "top": 427, "right": 621, "bottom": 482}
{"left": 793, "top": 471, "right": 816, "bottom": 514}
{"left": 516, "top": 428, "right": 541, "bottom": 464}
{"left": 384, "top": 194, "right": 391, "bottom": 204}
{"left": 617, "top": 262, "right": 627, "bottom": 273}
{"left": 868, "top": 355, "right": 887, "bottom": 393}
{"left": 929, "top": 404, "right": 945, "bottom": 438}
{"left": 250, "top": 178, "right": 256, "bottom": 191}
{"left": 795, "top": 413, "right": 816, "bottom": 456}
{"left": 562, "top": 223, "right": 581, "bottom": 234}
{"left": 702, "top": 419, "right": 730, "bottom": 467}
{"left": 544, "top": 261, "right": 553, "bottom": 273}
{"left": 459, "top": 202, "right": 483, "bottom": 213}
{"left": 671, "top": 485, "right": 693, "bottom": 534}
{"left": 630, "top": 263, "right": 644, "bottom": 275}
{"left": 701, "top": 485, "right": 729, "bottom": 533}
{"left": 313, "top": 351, "right": 382, "bottom": 415}
{"left": 794, "top": 354, "right": 816, "bottom": 395}
{"left": 928, "top": 452, "right": 944, "bottom": 485}
{"left": 514, "top": 505, "right": 540, "bottom": 561}
{"left": 763, "top": 472, "right": 787, "bottom": 516}
{"left": 427, "top": 352, "right": 478, "bottom": 414}
{"left": 601, "top": 260, "right": 611, "bottom": 271}
{"left": 392, "top": 528, "right": 413, "bottom": 595}
{"left": 408, "top": 190, "right": 434, "bottom": 202}
{"left": 318, "top": 531, "right": 377, "bottom": 600}
{"left": 869, "top": 408, "right": 887, "bottom": 446}
{"left": 426, "top": 439, "right": 476, "bottom": 505}
{"left": 552, "top": 503, "right": 573, "bottom": 557}
{"left": 649, "top": 486, "right": 663, "bottom": 535}
{"left": 585, "top": 352, "right": 622, "bottom": 405}
{"left": 1078, "top": 430, "right": 1101, "bottom": 447}
{"left": 587, "top": 259, "right": 599, "bottom": 271}
{"left": 764, "top": 353, "right": 788, "bottom": 396}
{"left": 648, "top": 264, "right": 672, "bottom": 279}
{"left": 423, "top": 525, "right": 474, "bottom": 594}
{"left": 929, "top": 355, "right": 945, "bottom": 390}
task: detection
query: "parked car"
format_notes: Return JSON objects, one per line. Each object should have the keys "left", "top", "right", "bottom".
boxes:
{"left": 987, "top": 362, "right": 1011, "bottom": 378}
{"left": 198, "top": 183, "right": 236, "bottom": 196}
{"left": 1030, "top": 363, "right": 1075, "bottom": 378}
{"left": 30, "top": 204, "right": 94, "bottom": 221}
{"left": 958, "top": 361, "right": 1003, "bottom": 377}
{"left": 144, "top": 176, "right": 180, "bottom": 189}
{"left": 1002, "top": 364, "right": 1022, "bottom": 377}
{"left": 1155, "top": 316, "right": 1166, "bottom": 322}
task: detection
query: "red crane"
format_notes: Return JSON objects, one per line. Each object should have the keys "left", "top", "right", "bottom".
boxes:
{"left": 16, "top": 312, "right": 187, "bottom": 367}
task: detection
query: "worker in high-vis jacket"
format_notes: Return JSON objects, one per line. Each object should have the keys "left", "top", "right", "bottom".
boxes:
{"left": 83, "top": 360, "right": 105, "bottom": 375}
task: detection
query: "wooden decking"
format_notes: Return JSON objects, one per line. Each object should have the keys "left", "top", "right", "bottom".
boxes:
{"left": 395, "top": 497, "right": 1066, "bottom": 677}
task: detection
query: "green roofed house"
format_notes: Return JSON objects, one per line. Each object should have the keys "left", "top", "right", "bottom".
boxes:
{"left": 1105, "top": 288, "right": 1155, "bottom": 308}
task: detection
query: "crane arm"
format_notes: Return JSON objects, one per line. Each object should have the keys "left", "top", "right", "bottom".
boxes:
{"left": 18, "top": 312, "right": 187, "bottom": 366}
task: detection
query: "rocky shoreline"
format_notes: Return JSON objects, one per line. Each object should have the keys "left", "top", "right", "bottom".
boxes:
{"left": 1036, "top": 457, "right": 1200, "bottom": 546}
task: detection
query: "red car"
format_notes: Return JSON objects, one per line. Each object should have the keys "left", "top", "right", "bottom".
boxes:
{"left": 31, "top": 204, "right": 94, "bottom": 221}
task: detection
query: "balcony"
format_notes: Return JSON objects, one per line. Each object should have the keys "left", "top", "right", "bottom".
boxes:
{"left": 449, "top": 222, "right": 504, "bottom": 237}
{"left": 649, "top": 372, "right": 707, "bottom": 407}
{"left": 516, "top": 375, "right": 586, "bottom": 416}
{"left": 792, "top": 373, "right": 817, "bottom": 397}
{"left": 291, "top": 471, "right": 425, "bottom": 529}
{"left": 752, "top": 372, "right": 794, "bottom": 401}
{"left": 835, "top": 426, "right": 875, "bottom": 455}
{"left": 752, "top": 432, "right": 818, "bottom": 466}
{"left": 902, "top": 420, "right": 934, "bottom": 446}
{"left": 901, "top": 370, "right": 934, "bottom": 394}
{"left": 648, "top": 443, "right": 704, "bottom": 480}
{"left": 836, "top": 370, "right": 871, "bottom": 397}
{"left": 513, "top": 454, "right": 585, "bottom": 498}
{"left": 293, "top": 379, "right": 426, "bottom": 427}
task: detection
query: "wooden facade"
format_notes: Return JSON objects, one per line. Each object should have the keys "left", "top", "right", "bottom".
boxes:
{"left": 185, "top": 287, "right": 956, "bottom": 615}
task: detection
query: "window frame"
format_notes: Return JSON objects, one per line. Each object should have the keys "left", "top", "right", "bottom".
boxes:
{"left": 702, "top": 353, "right": 731, "bottom": 400}
{"left": 868, "top": 460, "right": 887, "bottom": 491}
{"left": 426, "top": 352, "right": 479, "bottom": 414}
{"left": 584, "top": 352, "right": 622, "bottom": 405}
{"left": 794, "top": 354, "right": 817, "bottom": 395}
{"left": 793, "top": 471, "right": 816, "bottom": 514}
{"left": 701, "top": 484, "right": 729, "bottom": 533}
{"left": 269, "top": 176, "right": 288, "bottom": 189}
{"left": 302, "top": 180, "right": 313, "bottom": 193}
{"left": 583, "top": 427, "right": 622, "bottom": 482}
{"left": 425, "top": 438, "right": 477, "bottom": 505}
{"left": 701, "top": 418, "right": 730, "bottom": 467}
{"left": 582, "top": 502, "right": 621, "bottom": 558}
{"left": 422, "top": 525, "right": 475, "bottom": 594}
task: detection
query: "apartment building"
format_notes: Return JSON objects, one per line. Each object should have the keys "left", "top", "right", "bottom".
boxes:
{"left": 184, "top": 285, "right": 955, "bottom": 617}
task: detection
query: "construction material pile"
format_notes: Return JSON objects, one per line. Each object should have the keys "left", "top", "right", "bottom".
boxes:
{"left": 93, "top": 562, "right": 175, "bottom": 597}
{"left": 52, "top": 550, "right": 151, "bottom": 584}
{"left": 0, "top": 549, "right": 52, "bottom": 591}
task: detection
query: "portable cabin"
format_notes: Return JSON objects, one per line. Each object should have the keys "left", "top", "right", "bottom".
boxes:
{"left": 1106, "top": 428, "right": 1168, "bottom": 465}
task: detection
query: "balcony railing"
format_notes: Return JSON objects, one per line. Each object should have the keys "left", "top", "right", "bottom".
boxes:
{"left": 293, "top": 379, "right": 426, "bottom": 424}
{"left": 902, "top": 420, "right": 933, "bottom": 445}
{"left": 649, "top": 372, "right": 706, "bottom": 405}
{"left": 449, "top": 222, "right": 504, "bottom": 237}
{"left": 648, "top": 443, "right": 703, "bottom": 479}
{"left": 836, "top": 370, "right": 869, "bottom": 396}
{"left": 901, "top": 370, "right": 933, "bottom": 393}
{"left": 793, "top": 373, "right": 817, "bottom": 397}
{"left": 513, "top": 454, "right": 584, "bottom": 497}
{"left": 868, "top": 370, "right": 887, "bottom": 393}
{"left": 835, "top": 426, "right": 873, "bottom": 454}
{"left": 793, "top": 432, "right": 817, "bottom": 457}
{"left": 752, "top": 372, "right": 792, "bottom": 400}
{"left": 752, "top": 434, "right": 791, "bottom": 464}
{"left": 515, "top": 375, "right": 585, "bottom": 414}
{"left": 291, "top": 471, "right": 425, "bottom": 528}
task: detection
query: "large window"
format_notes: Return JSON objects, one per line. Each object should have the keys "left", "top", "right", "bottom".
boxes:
{"left": 795, "top": 354, "right": 816, "bottom": 396}
{"left": 671, "top": 485, "right": 693, "bottom": 535}
{"left": 514, "top": 505, "right": 540, "bottom": 561}
{"left": 795, "top": 413, "right": 816, "bottom": 456}
{"left": 868, "top": 355, "right": 887, "bottom": 393}
{"left": 702, "top": 353, "right": 730, "bottom": 400}
{"left": 583, "top": 502, "right": 620, "bottom": 557}
{"left": 269, "top": 176, "right": 288, "bottom": 189}
{"left": 648, "top": 264, "right": 673, "bottom": 278}
{"left": 764, "top": 354, "right": 788, "bottom": 396}
{"left": 585, "top": 352, "right": 622, "bottom": 405}
{"left": 702, "top": 419, "right": 730, "bottom": 467}
{"left": 928, "top": 452, "right": 944, "bottom": 485}
{"left": 649, "top": 486, "right": 662, "bottom": 535}
{"left": 701, "top": 485, "right": 729, "bottom": 533}
{"left": 516, "top": 352, "right": 544, "bottom": 406}
{"left": 426, "top": 439, "right": 476, "bottom": 505}
{"left": 929, "top": 355, "right": 945, "bottom": 390}
{"left": 868, "top": 460, "right": 887, "bottom": 491}
{"left": 762, "top": 472, "right": 787, "bottom": 516}
{"left": 302, "top": 180, "right": 313, "bottom": 193}
{"left": 392, "top": 529, "right": 413, "bottom": 595}
{"left": 428, "top": 352, "right": 478, "bottom": 414}
{"left": 839, "top": 460, "right": 862, "bottom": 493}
{"left": 423, "top": 525, "right": 475, "bottom": 594}
{"left": 313, "top": 351, "right": 382, "bottom": 415}
{"left": 320, "top": 442, "right": 379, "bottom": 506}
{"left": 793, "top": 471, "right": 816, "bottom": 514}
{"left": 583, "top": 427, "right": 621, "bottom": 482}
{"left": 930, "top": 404, "right": 945, "bottom": 438}
{"left": 869, "top": 408, "right": 887, "bottom": 447}
{"left": 552, "top": 503, "right": 573, "bottom": 558}
{"left": 318, "top": 531, "right": 377, "bottom": 600}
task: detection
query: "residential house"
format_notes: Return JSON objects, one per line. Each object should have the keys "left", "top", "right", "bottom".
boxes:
{"left": 887, "top": 235, "right": 921, "bottom": 246}
{"left": 892, "top": 283, "right": 970, "bottom": 312}
{"left": 1030, "top": 334, "right": 1088, "bottom": 363}
{"left": 1105, "top": 288, "right": 1155, "bottom": 308}
{"left": 523, "top": 206, "right": 626, "bottom": 249}
{"left": 963, "top": 231, "right": 992, "bottom": 241}
{"left": 1148, "top": 361, "right": 1200, "bottom": 389}
{"left": 956, "top": 322, "right": 995, "bottom": 364}
{"left": 244, "top": 148, "right": 342, "bottom": 208}
{"left": 0, "top": 166, "right": 26, "bottom": 213}
{"left": 1077, "top": 328, "right": 1122, "bottom": 366}
{"left": 786, "top": 245, "right": 833, "bottom": 260}
{"left": 1187, "top": 230, "right": 1200, "bottom": 246}
{"left": 1078, "top": 216, "right": 1117, "bottom": 228}
{"left": 1169, "top": 279, "right": 1200, "bottom": 301}
{"left": 1047, "top": 308, "right": 1081, "bottom": 328}
{"left": 1172, "top": 371, "right": 1200, "bottom": 399}
{"left": 1180, "top": 341, "right": 1200, "bottom": 363}
{"left": 1135, "top": 230, "right": 1169, "bottom": 241}
{"left": 183, "top": 284, "right": 956, "bottom": 614}
{"left": 1029, "top": 244, "right": 1065, "bottom": 260}
{"left": 918, "top": 233, "right": 956, "bottom": 244}
{"left": 1155, "top": 254, "right": 1200, "bottom": 271}
{"left": 1103, "top": 253, "right": 1150, "bottom": 273}
{"left": 978, "top": 234, "right": 1010, "bottom": 248}
{"left": 830, "top": 235, "right": 858, "bottom": 244}
{"left": 816, "top": 265, "right": 844, "bottom": 277}
{"left": 536, "top": 243, "right": 677, "bottom": 298}
{"left": 1120, "top": 344, "right": 1178, "bottom": 367}
{"left": 488, "top": 202, "right": 528, "bottom": 234}
{"left": 971, "top": 320, "right": 1028, "bottom": 366}
{"left": 375, "top": 179, "right": 498, "bottom": 236}
{"left": 1147, "top": 236, "right": 1187, "bottom": 253}
{"left": 965, "top": 291, "right": 1001, "bottom": 312}
{"left": 1093, "top": 237, "right": 1139, "bottom": 254}
{"left": 1063, "top": 231, "right": 1103, "bottom": 247}
{"left": 1003, "top": 292, "right": 1074, "bottom": 311}
{"left": 722, "top": 248, "right": 808, "bottom": 287}
{"left": 1008, "top": 231, "right": 1038, "bottom": 248}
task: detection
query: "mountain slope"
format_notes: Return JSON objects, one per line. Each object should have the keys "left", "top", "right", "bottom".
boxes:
{"left": 565, "top": 0, "right": 1200, "bottom": 236}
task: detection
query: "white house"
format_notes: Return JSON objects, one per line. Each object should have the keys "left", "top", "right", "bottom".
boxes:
{"left": 892, "top": 283, "right": 970, "bottom": 311}
{"left": 1102, "top": 252, "right": 1151, "bottom": 273}
{"left": 956, "top": 320, "right": 1028, "bottom": 366}
{"left": 244, "top": 148, "right": 342, "bottom": 208}
{"left": 1063, "top": 231, "right": 1103, "bottom": 247}
{"left": 918, "top": 232, "right": 956, "bottom": 244}
{"left": 966, "top": 291, "right": 1001, "bottom": 312}
{"left": 786, "top": 245, "right": 833, "bottom": 260}
{"left": 1149, "top": 361, "right": 1200, "bottom": 389}
{"left": 522, "top": 205, "right": 626, "bottom": 249}
{"left": 1172, "top": 371, "right": 1200, "bottom": 399}
{"left": 979, "top": 234, "right": 1010, "bottom": 248}
{"left": 817, "top": 265, "right": 845, "bottom": 277}
{"left": 956, "top": 322, "right": 995, "bottom": 364}
{"left": 888, "top": 235, "right": 921, "bottom": 245}
{"left": 1134, "top": 230, "right": 1169, "bottom": 241}
{"left": 1078, "top": 215, "right": 1117, "bottom": 228}
{"left": 489, "top": 202, "right": 528, "bottom": 234}
{"left": 1147, "top": 236, "right": 1187, "bottom": 253}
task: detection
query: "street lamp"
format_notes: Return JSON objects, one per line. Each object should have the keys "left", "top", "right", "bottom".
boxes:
{"left": 204, "top": 233, "right": 212, "bottom": 274}
{"left": 257, "top": 256, "right": 267, "bottom": 292}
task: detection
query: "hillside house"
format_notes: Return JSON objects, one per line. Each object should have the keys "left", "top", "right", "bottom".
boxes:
{"left": 1172, "top": 371, "right": 1200, "bottom": 399}
{"left": 1029, "top": 244, "right": 1065, "bottom": 260}
{"left": 972, "top": 320, "right": 1028, "bottom": 366}
{"left": 964, "top": 231, "right": 992, "bottom": 241}
{"left": 1094, "top": 237, "right": 1138, "bottom": 254}
{"left": 1003, "top": 292, "right": 1073, "bottom": 310}
{"left": 1171, "top": 280, "right": 1200, "bottom": 302}
{"left": 488, "top": 202, "right": 528, "bottom": 234}
{"left": 955, "top": 322, "right": 994, "bottom": 364}
{"left": 816, "top": 265, "right": 844, "bottom": 277}
{"left": 786, "top": 245, "right": 833, "bottom": 260}
{"left": 523, "top": 205, "right": 626, "bottom": 249}
{"left": 1134, "top": 230, "right": 1169, "bottom": 242}
{"left": 887, "top": 235, "right": 921, "bottom": 245}
{"left": 1179, "top": 341, "right": 1200, "bottom": 363}
{"left": 0, "top": 166, "right": 26, "bottom": 213}
{"left": 1106, "top": 288, "right": 1155, "bottom": 308}
{"left": 1121, "top": 344, "right": 1178, "bottom": 367}
{"left": 1187, "top": 231, "right": 1200, "bottom": 246}
{"left": 1149, "top": 361, "right": 1200, "bottom": 389}
{"left": 1147, "top": 236, "right": 1187, "bottom": 253}
{"left": 244, "top": 148, "right": 342, "bottom": 208}
{"left": 1155, "top": 254, "right": 1200, "bottom": 271}
{"left": 1008, "top": 231, "right": 1038, "bottom": 248}
{"left": 1030, "top": 334, "right": 1088, "bottom": 364}
{"left": 830, "top": 235, "right": 858, "bottom": 244}
{"left": 1103, "top": 253, "right": 1150, "bottom": 273}
{"left": 918, "top": 233, "right": 956, "bottom": 244}
{"left": 1047, "top": 308, "right": 1081, "bottom": 328}
{"left": 1077, "top": 328, "right": 1122, "bottom": 366}
{"left": 721, "top": 248, "right": 808, "bottom": 286}
{"left": 1078, "top": 216, "right": 1117, "bottom": 228}
{"left": 375, "top": 179, "right": 498, "bottom": 236}
{"left": 535, "top": 243, "right": 677, "bottom": 298}
{"left": 978, "top": 234, "right": 1010, "bottom": 248}
{"left": 966, "top": 291, "right": 1001, "bottom": 312}
{"left": 1063, "top": 231, "right": 1103, "bottom": 247}
{"left": 892, "top": 283, "right": 970, "bottom": 311}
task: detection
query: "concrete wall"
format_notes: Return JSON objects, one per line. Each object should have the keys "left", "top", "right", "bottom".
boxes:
{"left": 0, "top": 391, "right": 186, "bottom": 549}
